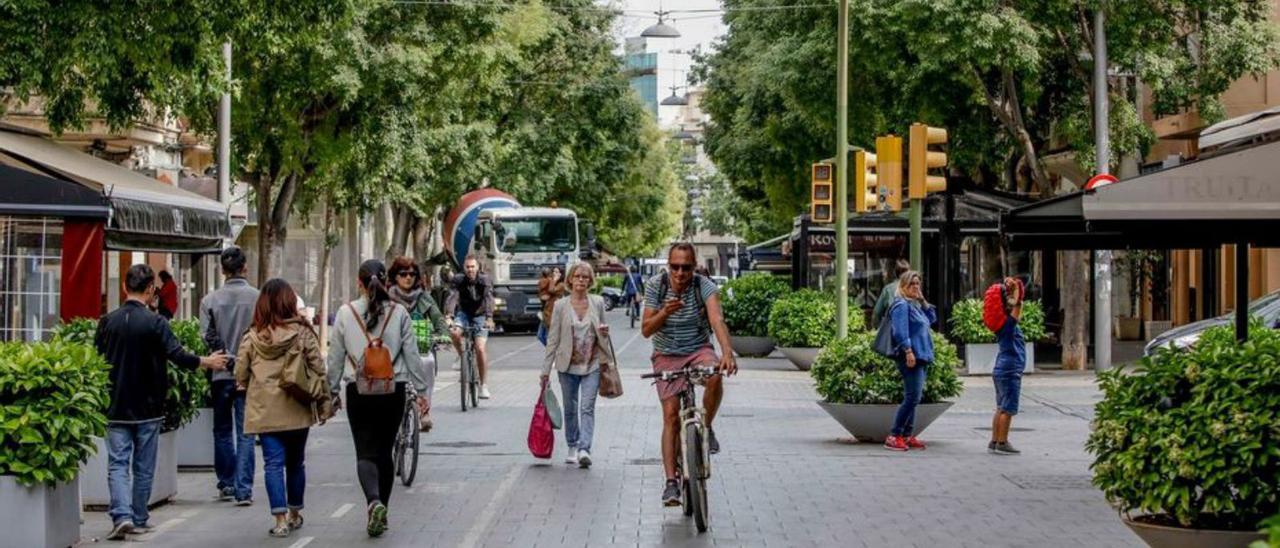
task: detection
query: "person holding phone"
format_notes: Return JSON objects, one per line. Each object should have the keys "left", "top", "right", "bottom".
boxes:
{"left": 990, "top": 277, "right": 1026, "bottom": 455}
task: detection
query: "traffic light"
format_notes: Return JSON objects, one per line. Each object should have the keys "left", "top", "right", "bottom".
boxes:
{"left": 853, "top": 150, "right": 876, "bottom": 213}
{"left": 810, "top": 162, "right": 833, "bottom": 223}
{"left": 908, "top": 123, "right": 947, "bottom": 199}
{"left": 874, "top": 135, "right": 903, "bottom": 211}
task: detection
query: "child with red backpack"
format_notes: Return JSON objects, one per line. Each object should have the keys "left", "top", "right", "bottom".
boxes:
{"left": 984, "top": 277, "right": 1026, "bottom": 455}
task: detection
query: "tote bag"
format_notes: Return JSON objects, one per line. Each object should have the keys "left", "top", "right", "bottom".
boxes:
{"left": 543, "top": 382, "right": 563, "bottom": 430}
{"left": 873, "top": 311, "right": 896, "bottom": 358}
{"left": 527, "top": 378, "right": 555, "bottom": 459}
{"left": 598, "top": 337, "right": 624, "bottom": 399}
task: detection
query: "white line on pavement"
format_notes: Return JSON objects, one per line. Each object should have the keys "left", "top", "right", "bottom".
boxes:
{"left": 180, "top": 509, "right": 200, "bottom": 518}
{"left": 156, "top": 518, "right": 185, "bottom": 531}
{"left": 330, "top": 503, "right": 354, "bottom": 519}
{"left": 433, "top": 381, "right": 455, "bottom": 393}
{"left": 616, "top": 328, "right": 644, "bottom": 356}
{"left": 288, "top": 536, "right": 315, "bottom": 548}
{"left": 458, "top": 465, "right": 523, "bottom": 548}
{"left": 489, "top": 341, "right": 539, "bottom": 365}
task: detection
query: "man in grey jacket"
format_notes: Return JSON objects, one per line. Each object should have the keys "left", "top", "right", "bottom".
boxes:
{"left": 198, "top": 247, "right": 259, "bottom": 505}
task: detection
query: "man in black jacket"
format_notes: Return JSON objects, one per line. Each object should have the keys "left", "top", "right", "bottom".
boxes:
{"left": 445, "top": 256, "right": 495, "bottom": 399}
{"left": 95, "top": 264, "right": 227, "bottom": 540}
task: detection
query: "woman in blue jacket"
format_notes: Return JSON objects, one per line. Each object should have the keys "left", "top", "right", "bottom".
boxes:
{"left": 886, "top": 270, "right": 937, "bottom": 452}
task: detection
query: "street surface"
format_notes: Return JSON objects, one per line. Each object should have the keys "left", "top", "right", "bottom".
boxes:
{"left": 78, "top": 310, "right": 1141, "bottom": 547}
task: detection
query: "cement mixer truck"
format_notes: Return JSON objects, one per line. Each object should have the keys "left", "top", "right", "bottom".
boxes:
{"left": 443, "top": 189, "right": 595, "bottom": 332}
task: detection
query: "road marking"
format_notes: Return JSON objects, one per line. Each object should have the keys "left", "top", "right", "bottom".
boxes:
{"left": 179, "top": 509, "right": 200, "bottom": 518}
{"left": 330, "top": 503, "right": 354, "bottom": 518}
{"left": 288, "top": 536, "right": 315, "bottom": 548}
{"left": 616, "top": 328, "right": 644, "bottom": 356}
{"left": 433, "top": 381, "right": 455, "bottom": 393}
{"left": 156, "top": 518, "right": 184, "bottom": 531}
{"left": 458, "top": 465, "right": 523, "bottom": 548}
{"left": 489, "top": 341, "right": 539, "bottom": 365}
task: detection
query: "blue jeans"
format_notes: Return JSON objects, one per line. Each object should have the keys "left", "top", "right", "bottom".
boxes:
{"left": 106, "top": 420, "right": 162, "bottom": 527}
{"left": 891, "top": 359, "right": 929, "bottom": 437}
{"left": 211, "top": 379, "right": 255, "bottom": 500}
{"left": 453, "top": 312, "right": 489, "bottom": 339}
{"left": 558, "top": 369, "right": 601, "bottom": 453}
{"left": 260, "top": 429, "right": 309, "bottom": 515}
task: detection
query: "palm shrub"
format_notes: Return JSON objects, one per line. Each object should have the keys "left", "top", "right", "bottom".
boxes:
{"left": 811, "top": 331, "right": 963, "bottom": 404}
{"left": 767, "top": 289, "right": 864, "bottom": 348}
{"left": 1087, "top": 322, "right": 1280, "bottom": 531}
{"left": 721, "top": 273, "right": 789, "bottom": 337}
{"left": 0, "top": 340, "right": 111, "bottom": 485}
{"left": 948, "top": 298, "right": 1047, "bottom": 344}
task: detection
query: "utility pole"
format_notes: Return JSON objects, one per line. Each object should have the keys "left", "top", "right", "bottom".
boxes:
{"left": 1093, "top": 8, "right": 1113, "bottom": 372}
{"left": 834, "top": 0, "right": 850, "bottom": 339}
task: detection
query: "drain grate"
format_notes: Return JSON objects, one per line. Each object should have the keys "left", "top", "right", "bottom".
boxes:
{"left": 626, "top": 458, "right": 663, "bottom": 466}
{"left": 426, "top": 441, "right": 497, "bottom": 448}
{"left": 1003, "top": 474, "right": 1094, "bottom": 490}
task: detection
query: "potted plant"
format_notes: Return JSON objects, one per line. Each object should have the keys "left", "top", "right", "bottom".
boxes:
{"left": 810, "top": 331, "right": 963, "bottom": 442}
{"left": 170, "top": 319, "right": 215, "bottom": 469}
{"left": 1087, "top": 322, "right": 1277, "bottom": 547}
{"left": 768, "top": 289, "right": 861, "bottom": 370}
{"left": 0, "top": 339, "right": 111, "bottom": 548}
{"left": 949, "top": 298, "right": 1042, "bottom": 375}
{"left": 721, "top": 273, "right": 790, "bottom": 357}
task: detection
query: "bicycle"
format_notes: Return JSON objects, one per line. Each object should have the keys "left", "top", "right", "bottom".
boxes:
{"left": 456, "top": 324, "right": 482, "bottom": 412}
{"left": 392, "top": 387, "right": 420, "bottom": 487}
{"left": 641, "top": 365, "right": 720, "bottom": 533}
{"left": 627, "top": 297, "right": 641, "bottom": 329}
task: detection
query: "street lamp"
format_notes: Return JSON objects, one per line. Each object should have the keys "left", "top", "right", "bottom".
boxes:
{"left": 641, "top": 10, "right": 681, "bottom": 38}
{"left": 661, "top": 85, "right": 688, "bottom": 106}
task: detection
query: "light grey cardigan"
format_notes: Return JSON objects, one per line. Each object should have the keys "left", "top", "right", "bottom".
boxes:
{"left": 327, "top": 297, "right": 430, "bottom": 395}
{"left": 541, "top": 294, "right": 616, "bottom": 377}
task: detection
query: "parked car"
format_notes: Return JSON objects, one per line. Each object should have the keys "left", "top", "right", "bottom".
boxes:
{"left": 710, "top": 275, "right": 729, "bottom": 286}
{"left": 601, "top": 287, "right": 624, "bottom": 311}
{"left": 1143, "top": 289, "right": 1280, "bottom": 356}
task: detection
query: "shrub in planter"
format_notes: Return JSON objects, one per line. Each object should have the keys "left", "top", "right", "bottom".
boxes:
{"left": 722, "top": 273, "right": 790, "bottom": 337}
{"left": 1087, "top": 322, "right": 1280, "bottom": 532}
{"left": 811, "top": 331, "right": 963, "bottom": 405}
{"left": 949, "top": 298, "right": 1046, "bottom": 344}
{"left": 0, "top": 340, "right": 111, "bottom": 485}
{"left": 591, "top": 275, "right": 621, "bottom": 294}
{"left": 768, "top": 289, "right": 863, "bottom": 348}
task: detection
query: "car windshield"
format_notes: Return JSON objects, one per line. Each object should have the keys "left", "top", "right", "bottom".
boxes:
{"left": 496, "top": 217, "right": 576, "bottom": 253}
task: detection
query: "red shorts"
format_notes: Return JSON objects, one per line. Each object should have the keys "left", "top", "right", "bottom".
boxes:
{"left": 650, "top": 345, "right": 719, "bottom": 401}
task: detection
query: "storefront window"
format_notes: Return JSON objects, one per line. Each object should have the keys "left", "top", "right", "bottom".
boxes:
{"left": 0, "top": 216, "right": 63, "bottom": 342}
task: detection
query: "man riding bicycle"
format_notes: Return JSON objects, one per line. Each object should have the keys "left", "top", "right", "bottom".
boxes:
{"left": 445, "top": 256, "right": 496, "bottom": 399}
{"left": 622, "top": 264, "right": 644, "bottom": 318}
{"left": 641, "top": 243, "right": 737, "bottom": 507}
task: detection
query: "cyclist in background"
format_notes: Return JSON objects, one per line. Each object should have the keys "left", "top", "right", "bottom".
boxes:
{"left": 445, "top": 256, "right": 495, "bottom": 399}
{"left": 621, "top": 264, "right": 644, "bottom": 319}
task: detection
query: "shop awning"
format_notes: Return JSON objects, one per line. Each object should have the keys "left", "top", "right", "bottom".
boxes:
{"left": 0, "top": 164, "right": 110, "bottom": 219}
{"left": 0, "top": 128, "right": 229, "bottom": 253}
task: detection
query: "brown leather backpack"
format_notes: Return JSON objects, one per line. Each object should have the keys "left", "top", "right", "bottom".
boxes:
{"left": 346, "top": 303, "right": 397, "bottom": 395}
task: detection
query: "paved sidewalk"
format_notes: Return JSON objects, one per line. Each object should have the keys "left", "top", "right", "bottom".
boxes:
{"left": 76, "top": 312, "right": 1140, "bottom": 547}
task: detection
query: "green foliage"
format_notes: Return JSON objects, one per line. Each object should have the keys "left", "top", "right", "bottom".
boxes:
{"left": 591, "top": 275, "right": 622, "bottom": 294}
{"left": 811, "top": 331, "right": 963, "bottom": 405}
{"left": 1020, "top": 301, "right": 1047, "bottom": 343}
{"left": 52, "top": 318, "right": 98, "bottom": 346}
{"left": 0, "top": 341, "right": 110, "bottom": 486}
{"left": 722, "top": 273, "right": 790, "bottom": 337}
{"left": 1087, "top": 322, "right": 1280, "bottom": 530}
{"left": 767, "top": 289, "right": 864, "bottom": 348}
{"left": 164, "top": 319, "right": 211, "bottom": 429}
{"left": 949, "top": 298, "right": 1046, "bottom": 344}
{"left": 1251, "top": 513, "right": 1280, "bottom": 548}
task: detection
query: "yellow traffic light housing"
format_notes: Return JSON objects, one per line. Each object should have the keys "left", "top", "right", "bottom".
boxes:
{"left": 908, "top": 123, "right": 947, "bottom": 199}
{"left": 874, "top": 135, "right": 903, "bottom": 212}
{"left": 854, "top": 150, "right": 877, "bottom": 213}
{"left": 811, "top": 162, "right": 833, "bottom": 223}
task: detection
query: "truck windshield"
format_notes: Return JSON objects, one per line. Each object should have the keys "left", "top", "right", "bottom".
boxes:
{"left": 496, "top": 217, "right": 576, "bottom": 253}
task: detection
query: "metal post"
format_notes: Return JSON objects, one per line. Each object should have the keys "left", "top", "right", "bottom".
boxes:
{"left": 1092, "top": 8, "right": 1113, "bottom": 371}
{"left": 909, "top": 200, "right": 922, "bottom": 270}
{"left": 834, "top": 0, "right": 850, "bottom": 339}
{"left": 1236, "top": 242, "right": 1248, "bottom": 342}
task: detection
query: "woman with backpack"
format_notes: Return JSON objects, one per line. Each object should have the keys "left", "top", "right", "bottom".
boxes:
{"left": 327, "top": 259, "right": 430, "bottom": 537}
{"left": 884, "top": 270, "right": 937, "bottom": 452}
{"left": 388, "top": 256, "right": 447, "bottom": 431}
{"left": 235, "top": 279, "right": 330, "bottom": 538}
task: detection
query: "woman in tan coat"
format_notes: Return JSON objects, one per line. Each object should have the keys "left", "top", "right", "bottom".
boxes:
{"left": 236, "top": 279, "right": 330, "bottom": 538}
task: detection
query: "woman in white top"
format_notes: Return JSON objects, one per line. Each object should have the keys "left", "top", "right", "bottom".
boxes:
{"left": 541, "top": 262, "right": 615, "bottom": 468}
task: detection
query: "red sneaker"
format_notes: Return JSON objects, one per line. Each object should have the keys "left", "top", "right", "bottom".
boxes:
{"left": 883, "top": 436, "right": 908, "bottom": 451}
{"left": 905, "top": 436, "right": 927, "bottom": 450}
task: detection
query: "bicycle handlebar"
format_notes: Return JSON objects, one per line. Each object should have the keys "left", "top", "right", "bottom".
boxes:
{"left": 640, "top": 366, "right": 720, "bottom": 382}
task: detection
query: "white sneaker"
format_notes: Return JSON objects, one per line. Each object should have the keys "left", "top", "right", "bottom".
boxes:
{"left": 479, "top": 384, "right": 491, "bottom": 399}
{"left": 564, "top": 450, "right": 578, "bottom": 465}
{"left": 577, "top": 449, "right": 592, "bottom": 468}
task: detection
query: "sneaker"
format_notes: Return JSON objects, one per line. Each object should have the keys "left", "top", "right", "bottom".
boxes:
{"left": 287, "top": 513, "right": 304, "bottom": 531}
{"left": 479, "top": 384, "right": 491, "bottom": 399}
{"left": 577, "top": 449, "right": 592, "bottom": 468}
{"left": 217, "top": 486, "right": 235, "bottom": 501}
{"left": 988, "top": 441, "right": 998, "bottom": 454}
{"left": 235, "top": 498, "right": 253, "bottom": 507}
{"left": 420, "top": 411, "right": 434, "bottom": 432}
{"left": 662, "top": 480, "right": 682, "bottom": 507}
{"left": 991, "top": 441, "right": 1021, "bottom": 455}
{"left": 367, "top": 502, "right": 388, "bottom": 537}
{"left": 883, "top": 436, "right": 908, "bottom": 452}
{"left": 707, "top": 428, "right": 720, "bottom": 455}
{"left": 107, "top": 520, "right": 133, "bottom": 541}
{"left": 905, "top": 436, "right": 927, "bottom": 450}
{"left": 564, "top": 450, "right": 579, "bottom": 465}
{"left": 130, "top": 524, "right": 153, "bottom": 535}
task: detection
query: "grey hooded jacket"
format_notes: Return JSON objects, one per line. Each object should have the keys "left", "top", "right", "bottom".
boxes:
{"left": 199, "top": 277, "right": 260, "bottom": 382}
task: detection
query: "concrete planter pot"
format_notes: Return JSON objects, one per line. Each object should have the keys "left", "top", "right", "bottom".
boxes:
{"left": 1122, "top": 515, "right": 1265, "bottom": 548}
{"left": 177, "top": 408, "right": 214, "bottom": 469}
{"left": 1116, "top": 317, "right": 1143, "bottom": 340}
{"left": 730, "top": 335, "right": 776, "bottom": 358}
{"left": 963, "top": 343, "right": 1036, "bottom": 375}
{"left": 0, "top": 475, "right": 80, "bottom": 548}
{"left": 81, "top": 431, "right": 177, "bottom": 508}
{"left": 1145, "top": 321, "right": 1174, "bottom": 340}
{"left": 816, "top": 401, "right": 954, "bottom": 443}
{"left": 778, "top": 346, "right": 820, "bottom": 371}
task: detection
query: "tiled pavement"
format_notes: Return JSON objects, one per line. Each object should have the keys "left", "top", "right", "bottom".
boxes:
{"left": 76, "top": 312, "right": 1141, "bottom": 547}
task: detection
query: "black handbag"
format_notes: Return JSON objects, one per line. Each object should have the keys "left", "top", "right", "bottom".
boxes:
{"left": 873, "top": 312, "right": 896, "bottom": 358}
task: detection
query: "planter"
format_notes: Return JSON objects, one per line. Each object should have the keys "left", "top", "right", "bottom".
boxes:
{"left": 1116, "top": 317, "right": 1143, "bottom": 340}
{"left": 81, "top": 430, "right": 177, "bottom": 508}
{"left": 730, "top": 335, "right": 776, "bottom": 358}
{"left": 817, "top": 401, "right": 954, "bottom": 443}
{"left": 778, "top": 346, "right": 820, "bottom": 371}
{"left": 177, "top": 408, "right": 215, "bottom": 468}
{"left": 1122, "top": 515, "right": 1265, "bottom": 548}
{"left": 0, "top": 475, "right": 79, "bottom": 548}
{"left": 963, "top": 343, "right": 1036, "bottom": 375}
{"left": 1145, "top": 320, "right": 1173, "bottom": 340}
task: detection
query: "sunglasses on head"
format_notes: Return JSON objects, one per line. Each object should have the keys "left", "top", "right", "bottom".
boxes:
{"left": 670, "top": 264, "right": 694, "bottom": 272}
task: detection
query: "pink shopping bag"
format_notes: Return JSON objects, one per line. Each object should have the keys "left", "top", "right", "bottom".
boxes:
{"left": 527, "top": 378, "right": 555, "bottom": 459}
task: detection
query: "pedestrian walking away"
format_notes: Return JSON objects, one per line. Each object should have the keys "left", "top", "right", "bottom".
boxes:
{"left": 328, "top": 259, "right": 430, "bottom": 538}
{"left": 872, "top": 259, "right": 912, "bottom": 327}
{"left": 990, "top": 277, "right": 1027, "bottom": 456}
{"left": 536, "top": 266, "right": 566, "bottom": 346}
{"left": 388, "top": 256, "right": 448, "bottom": 431}
{"left": 541, "top": 262, "right": 616, "bottom": 468}
{"left": 95, "top": 264, "right": 228, "bottom": 540}
{"left": 641, "top": 243, "right": 737, "bottom": 507}
{"left": 885, "top": 270, "right": 937, "bottom": 452}
{"left": 235, "top": 279, "right": 332, "bottom": 538}
{"left": 198, "top": 246, "right": 259, "bottom": 505}
{"left": 445, "top": 255, "right": 497, "bottom": 399}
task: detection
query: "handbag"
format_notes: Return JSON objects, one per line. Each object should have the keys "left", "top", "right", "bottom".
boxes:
{"left": 527, "top": 378, "right": 555, "bottom": 459}
{"left": 543, "top": 381, "right": 563, "bottom": 430}
{"left": 873, "top": 309, "right": 896, "bottom": 358}
{"left": 278, "top": 323, "right": 327, "bottom": 404}
{"left": 598, "top": 336, "right": 624, "bottom": 399}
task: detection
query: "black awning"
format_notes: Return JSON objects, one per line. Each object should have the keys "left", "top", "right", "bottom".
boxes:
{"left": 105, "top": 197, "right": 227, "bottom": 253}
{"left": 0, "top": 164, "right": 110, "bottom": 219}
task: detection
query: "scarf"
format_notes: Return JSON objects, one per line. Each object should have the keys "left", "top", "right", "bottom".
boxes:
{"left": 388, "top": 285, "right": 423, "bottom": 309}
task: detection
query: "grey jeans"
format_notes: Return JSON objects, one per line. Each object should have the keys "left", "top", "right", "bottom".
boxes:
{"left": 558, "top": 369, "right": 601, "bottom": 453}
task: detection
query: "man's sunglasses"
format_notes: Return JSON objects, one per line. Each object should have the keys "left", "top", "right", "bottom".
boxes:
{"left": 670, "top": 264, "right": 694, "bottom": 272}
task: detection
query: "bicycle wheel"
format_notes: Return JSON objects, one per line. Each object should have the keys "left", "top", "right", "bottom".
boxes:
{"left": 630, "top": 302, "right": 637, "bottom": 329}
{"left": 399, "top": 406, "right": 419, "bottom": 486}
{"left": 467, "top": 355, "right": 480, "bottom": 408}
{"left": 684, "top": 423, "right": 709, "bottom": 532}
{"left": 460, "top": 345, "right": 471, "bottom": 412}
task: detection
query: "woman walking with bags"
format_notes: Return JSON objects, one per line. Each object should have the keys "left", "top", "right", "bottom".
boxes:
{"left": 885, "top": 270, "right": 937, "bottom": 452}
{"left": 541, "top": 262, "right": 615, "bottom": 468}
{"left": 327, "top": 260, "right": 430, "bottom": 537}
{"left": 235, "top": 279, "right": 330, "bottom": 538}
{"left": 388, "top": 256, "right": 447, "bottom": 431}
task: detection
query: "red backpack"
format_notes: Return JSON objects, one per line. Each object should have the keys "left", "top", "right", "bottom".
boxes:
{"left": 983, "top": 279, "right": 1024, "bottom": 333}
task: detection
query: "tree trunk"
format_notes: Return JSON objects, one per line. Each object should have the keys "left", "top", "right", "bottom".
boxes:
{"left": 385, "top": 205, "right": 412, "bottom": 263}
{"left": 254, "top": 174, "right": 273, "bottom": 286}
{"left": 318, "top": 195, "right": 337, "bottom": 357}
{"left": 1061, "top": 250, "right": 1090, "bottom": 370}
